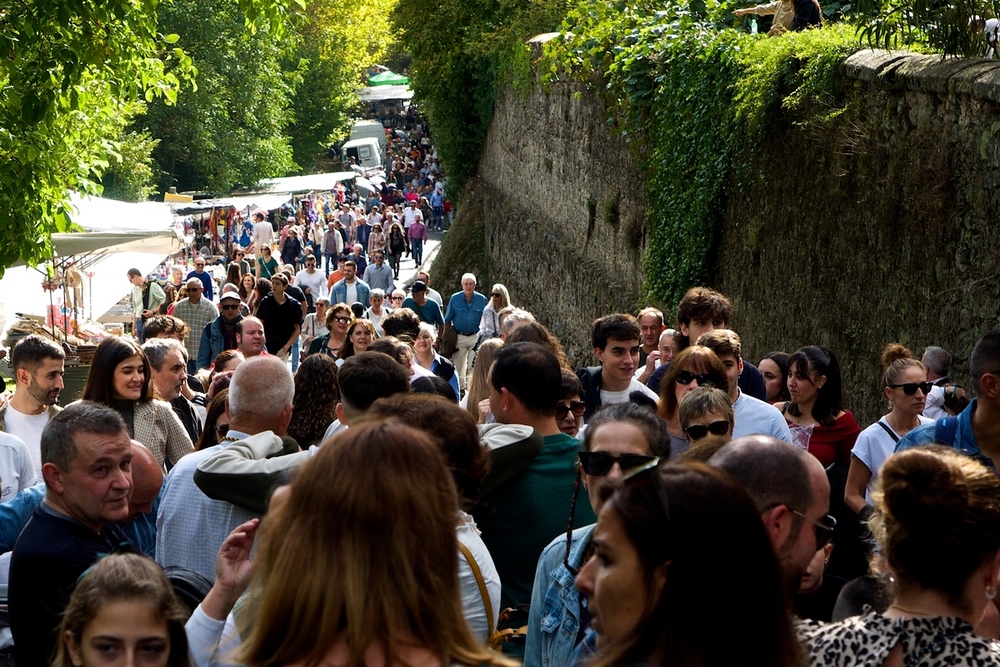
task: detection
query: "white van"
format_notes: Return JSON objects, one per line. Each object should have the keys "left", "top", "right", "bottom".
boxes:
{"left": 350, "top": 120, "right": 387, "bottom": 154}
{"left": 342, "top": 138, "right": 383, "bottom": 170}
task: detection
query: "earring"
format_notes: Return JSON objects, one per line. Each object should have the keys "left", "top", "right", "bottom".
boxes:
{"left": 987, "top": 587, "right": 997, "bottom": 601}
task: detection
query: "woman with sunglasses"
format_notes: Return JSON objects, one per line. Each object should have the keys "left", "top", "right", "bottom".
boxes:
{"left": 656, "top": 345, "right": 728, "bottom": 458}
{"left": 386, "top": 221, "right": 408, "bottom": 275}
{"left": 525, "top": 402, "right": 670, "bottom": 667}
{"left": 479, "top": 284, "right": 511, "bottom": 340}
{"left": 557, "top": 370, "right": 586, "bottom": 438}
{"left": 195, "top": 389, "right": 230, "bottom": 451}
{"left": 802, "top": 446, "right": 1000, "bottom": 664}
{"left": 845, "top": 344, "right": 932, "bottom": 519}
{"left": 678, "top": 386, "right": 734, "bottom": 446}
{"left": 307, "top": 303, "right": 352, "bottom": 358}
{"left": 255, "top": 245, "right": 278, "bottom": 279}
{"left": 572, "top": 458, "right": 801, "bottom": 667}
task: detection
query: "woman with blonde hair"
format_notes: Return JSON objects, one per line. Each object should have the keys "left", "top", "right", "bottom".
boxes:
{"left": 845, "top": 343, "right": 932, "bottom": 518}
{"left": 803, "top": 446, "right": 1000, "bottom": 663}
{"left": 240, "top": 421, "right": 513, "bottom": 667}
{"left": 463, "top": 337, "right": 504, "bottom": 422}
{"left": 479, "top": 284, "right": 511, "bottom": 340}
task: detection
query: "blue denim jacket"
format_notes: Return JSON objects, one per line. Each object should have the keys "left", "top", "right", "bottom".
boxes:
{"left": 524, "top": 524, "right": 595, "bottom": 667}
{"left": 896, "top": 399, "right": 995, "bottom": 470}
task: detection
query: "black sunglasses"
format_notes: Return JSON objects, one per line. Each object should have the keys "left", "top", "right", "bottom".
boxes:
{"left": 491, "top": 293, "right": 502, "bottom": 297}
{"left": 676, "top": 370, "right": 714, "bottom": 386}
{"left": 684, "top": 420, "right": 730, "bottom": 440}
{"left": 216, "top": 423, "right": 231, "bottom": 436}
{"left": 221, "top": 304, "right": 240, "bottom": 310}
{"left": 556, "top": 402, "right": 586, "bottom": 420}
{"left": 333, "top": 315, "right": 351, "bottom": 323}
{"left": 578, "top": 451, "right": 658, "bottom": 477}
{"left": 792, "top": 510, "right": 838, "bottom": 549}
{"left": 888, "top": 381, "right": 933, "bottom": 396}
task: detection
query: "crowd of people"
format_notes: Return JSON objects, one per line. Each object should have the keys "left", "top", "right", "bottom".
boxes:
{"left": 4, "top": 258, "right": 1000, "bottom": 667}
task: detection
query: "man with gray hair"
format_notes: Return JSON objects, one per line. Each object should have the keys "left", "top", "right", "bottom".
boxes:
{"left": 709, "top": 435, "right": 832, "bottom": 596}
{"left": 172, "top": 277, "right": 219, "bottom": 373}
{"left": 445, "top": 273, "right": 488, "bottom": 395}
{"left": 10, "top": 402, "right": 136, "bottom": 666}
{"left": 921, "top": 345, "right": 953, "bottom": 420}
{"left": 155, "top": 355, "right": 296, "bottom": 582}
{"left": 143, "top": 338, "right": 201, "bottom": 443}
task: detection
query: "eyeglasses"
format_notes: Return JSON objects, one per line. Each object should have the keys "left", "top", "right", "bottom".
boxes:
{"left": 676, "top": 370, "right": 714, "bottom": 386}
{"left": 555, "top": 401, "right": 586, "bottom": 420}
{"left": 684, "top": 420, "right": 731, "bottom": 440}
{"left": 491, "top": 293, "right": 502, "bottom": 298}
{"left": 888, "top": 381, "right": 933, "bottom": 396}
{"left": 216, "top": 423, "right": 231, "bottom": 437}
{"left": 221, "top": 304, "right": 240, "bottom": 311}
{"left": 792, "top": 510, "right": 837, "bottom": 549}
{"left": 306, "top": 262, "right": 316, "bottom": 266}
{"left": 333, "top": 316, "right": 351, "bottom": 323}
{"left": 578, "top": 451, "right": 658, "bottom": 477}
{"left": 391, "top": 296, "right": 404, "bottom": 301}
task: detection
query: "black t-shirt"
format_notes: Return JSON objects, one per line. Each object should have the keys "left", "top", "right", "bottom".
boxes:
{"left": 10, "top": 505, "right": 135, "bottom": 666}
{"left": 256, "top": 294, "right": 303, "bottom": 353}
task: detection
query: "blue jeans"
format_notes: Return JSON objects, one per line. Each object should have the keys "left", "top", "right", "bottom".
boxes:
{"left": 291, "top": 339, "right": 300, "bottom": 372}
{"left": 411, "top": 238, "right": 424, "bottom": 265}
{"left": 325, "top": 252, "right": 338, "bottom": 276}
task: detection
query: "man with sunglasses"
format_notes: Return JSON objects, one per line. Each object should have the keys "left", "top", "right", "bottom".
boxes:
{"left": 362, "top": 250, "right": 395, "bottom": 292}
{"left": 475, "top": 343, "right": 597, "bottom": 615}
{"left": 697, "top": 330, "right": 793, "bottom": 442}
{"left": 577, "top": 314, "right": 659, "bottom": 421}
{"left": 197, "top": 292, "right": 244, "bottom": 371}
{"left": 897, "top": 329, "right": 1000, "bottom": 470}
{"left": 710, "top": 435, "right": 833, "bottom": 596}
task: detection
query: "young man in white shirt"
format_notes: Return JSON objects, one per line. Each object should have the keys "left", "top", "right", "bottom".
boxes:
{"left": 0, "top": 334, "right": 65, "bottom": 475}
{"left": 576, "top": 313, "right": 658, "bottom": 420}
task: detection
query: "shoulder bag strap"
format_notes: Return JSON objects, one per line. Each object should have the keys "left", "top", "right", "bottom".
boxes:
{"left": 876, "top": 420, "right": 900, "bottom": 443}
{"left": 458, "top": 541, "right": 494, "bottom": 636}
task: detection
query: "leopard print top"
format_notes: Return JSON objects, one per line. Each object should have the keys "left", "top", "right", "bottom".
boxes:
{"left": 799, "top": 614, "right": 1000, "bottom": 666}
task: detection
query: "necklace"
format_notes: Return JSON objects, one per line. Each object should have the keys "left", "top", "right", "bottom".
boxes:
{"left": 888, "top": 604, "right": 945, "bottom": 617}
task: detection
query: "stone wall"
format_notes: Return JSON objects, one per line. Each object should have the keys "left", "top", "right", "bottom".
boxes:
{"left": 442, "top": 48, "right": 1000, "bottom": 423}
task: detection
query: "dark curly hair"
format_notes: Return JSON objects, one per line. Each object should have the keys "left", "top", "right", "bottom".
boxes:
{"left": 288, "top": 354, "right": 340, "bottom": 448}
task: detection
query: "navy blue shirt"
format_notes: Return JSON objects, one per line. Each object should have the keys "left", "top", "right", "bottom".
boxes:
{"left": 444, "top": 291, "right": 488, "bottom": 335}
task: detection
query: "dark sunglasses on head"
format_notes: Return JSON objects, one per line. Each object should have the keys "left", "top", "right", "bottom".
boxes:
{"left": 555, "top": 402, "right": 586, "bottom": 420}
{"left": 684, "top": 420, "right": 730, "bottom": 440}
{"left": 578, "top": 451, "right": 658, "bottom": 477}
{"left": 676, "top": 370, "right": 713, "bottom": 386}
{"left": 888, "top": 381, "right": 933, "bottom": 396}
{"left": 792, "top": 510, "right": 837, "bottom": 549}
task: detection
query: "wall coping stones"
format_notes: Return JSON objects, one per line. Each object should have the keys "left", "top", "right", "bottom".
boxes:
{"left": 842, "top": 48, "right": 1000, "bottom": 103}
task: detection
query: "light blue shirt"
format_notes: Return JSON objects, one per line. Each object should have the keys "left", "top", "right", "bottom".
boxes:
{"left": 444, "top": 291, "right": 487, "bottom": 335}
{"left": 155, "top": 430, "right": 258, "bottom": 582}
{"left": 732, "top": 391, "right": 794, "bottom": 443}
{"left": 896, "top": 399, "right": 994, "bottom": 470}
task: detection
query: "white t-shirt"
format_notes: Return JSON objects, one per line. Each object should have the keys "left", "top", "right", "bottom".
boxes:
{"left": 852, "top": 415, "right": 933, "bottom": 504}
{"left": 3, "top": 404, "right": 50, "bottom": 474}
{"left": 0, "top": 432, "right": 37, "bottom": 502}
{"left": 923, "top": 384, "right": 949, "bottom": 420}
{"left": 294, "top": 268, "right": 328, "bottom": 300}
{"left": 600, "top": 378, "right": 659, "bottom": 406}
{"left": 344, "top": 281, "right": 358, "bottom": 306}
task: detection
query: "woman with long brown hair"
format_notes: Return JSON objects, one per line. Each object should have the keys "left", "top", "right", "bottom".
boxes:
{"left": 656, "top": 345, "right": 728, "bottom": 458}
{"left": 240, "top": 421, "right": 513, "bottom": 667}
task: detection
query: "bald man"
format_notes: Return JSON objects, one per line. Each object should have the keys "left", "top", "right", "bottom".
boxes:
{"left": 0, "top": 439, "right": 163, "bottom": 557}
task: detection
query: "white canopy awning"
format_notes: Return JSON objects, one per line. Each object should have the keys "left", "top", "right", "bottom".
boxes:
{"left": 250, "top": 172, "right": 358, "bottom": 195}
{"left": 169, "top": 193, "right": 292, "bottom": 216}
